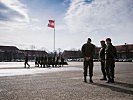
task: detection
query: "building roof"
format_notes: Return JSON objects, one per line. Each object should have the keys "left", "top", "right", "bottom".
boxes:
{"left": 20, "top": 50, "right": 48, "bottom": 54}
{"left": 0, "top": 45, "right": 19, "bottom": 51}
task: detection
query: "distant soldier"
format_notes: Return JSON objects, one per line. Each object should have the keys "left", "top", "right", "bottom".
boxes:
{"left": 48, "top": 56, "right": 52, "bottom": 67}
{"left": 52, "top": 57, "right": 56, "bottom": 67}
{"left": 35, "top": 57, "right": 39, "bottom": 67}
{"left": 40, "top": 56, "right": 44, "bottom": 67}
{"left": 61, "top": 57, "right": 64, "bottom": 67}
{"left": 24, "top": 55, "right": 30, "bottom": 68}
{"left": 105, "top": 38, "right": 117, "bottom": 83}
{"left": 81, "top": 38, "right": 95, "bottom": 83}
{"left": 38, "top": 57, "right": 41, "bottom": 67}
{"left": 43, "top": 55, "right": 48, "bottom": 68}
{"left": 55, "top": 56, "right": 59, "bottom": 67}
{"left": 99, "top": 40, "right": 107, "bottom": 80}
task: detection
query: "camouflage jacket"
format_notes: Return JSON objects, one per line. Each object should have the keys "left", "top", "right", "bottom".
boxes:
{"left": 105, "top": 43, "right": 117, "bottom": 60}
{"left": 81, "top": 42, "right": 95, "bottom": 59}
{"left": 99, "top": 45, "right": 106, "bottom": 60}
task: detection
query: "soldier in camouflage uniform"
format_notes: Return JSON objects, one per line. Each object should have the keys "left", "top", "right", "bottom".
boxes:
{"left": 105, "top": 38, "right": 117, "bottom": 83}
{"left": 81, "top": 38, "right": 95, "bottom": 83}
{"left": 24, "top": 55, "right": 30, "bottom": 68}
{"left": 99, "top": 40, "right": 107, "bottom": 80}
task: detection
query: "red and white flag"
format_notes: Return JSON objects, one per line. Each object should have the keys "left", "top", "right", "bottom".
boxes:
{"left": 48, "top": 20, "right": 55, "bottom": 28}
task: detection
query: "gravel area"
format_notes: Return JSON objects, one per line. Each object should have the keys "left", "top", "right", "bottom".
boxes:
{"left": 0, "top": 62, "right": 133, "bottom": 100}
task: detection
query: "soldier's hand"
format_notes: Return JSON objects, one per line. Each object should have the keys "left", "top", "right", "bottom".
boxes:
{"left": 85, "top": 57, "right": 90, "bottom": 61}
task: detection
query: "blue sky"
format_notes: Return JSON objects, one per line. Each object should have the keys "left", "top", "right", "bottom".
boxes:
{"left": 0, "top": 0, "right": 133, "bottom": 52}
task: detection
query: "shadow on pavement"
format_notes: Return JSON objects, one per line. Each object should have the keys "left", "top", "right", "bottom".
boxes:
{"left": 92, "top": 82, "right": 133, "bottom": 95}
{"left": 114, "top": 81, "right": 133, "bottom": 88}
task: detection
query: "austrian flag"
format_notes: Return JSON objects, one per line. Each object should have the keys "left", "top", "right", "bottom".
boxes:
{"left": 48, "top": 20, "right": 55, "bottom": 28}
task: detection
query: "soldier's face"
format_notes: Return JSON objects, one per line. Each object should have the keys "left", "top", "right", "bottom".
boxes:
{"left": 101, "top": 42, "right": 105, "bottom": 46}
{"left": 106, "top": 40, "right": 110, "bottom": 44}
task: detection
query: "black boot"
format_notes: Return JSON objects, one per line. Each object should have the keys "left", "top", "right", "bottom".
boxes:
{"left": 89, "top": 77, "right": 93, "bottom": 83}
{"left": 111, "top": 78, "right": 115, "bottom": 83}
{"left": 84, "top": 76, "right": 87, "bottom": 83}
{"left": 106, "top": 78, "right": 111, "bottom": 83}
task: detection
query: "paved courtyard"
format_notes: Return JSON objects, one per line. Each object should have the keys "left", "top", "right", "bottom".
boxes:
{"left": 0, "top": 62, "right": 133, "bottom": 100}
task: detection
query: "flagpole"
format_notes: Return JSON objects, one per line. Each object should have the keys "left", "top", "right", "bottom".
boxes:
{"left": 54, "top": 21, "right": 55, "bottom": 52}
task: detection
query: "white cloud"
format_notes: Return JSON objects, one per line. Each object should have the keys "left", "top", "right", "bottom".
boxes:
{"left": 0, "top": 0, "right": 30, "bottom": 29}
{"left": 64, "top": 0, "right": 133, "bottom": 35}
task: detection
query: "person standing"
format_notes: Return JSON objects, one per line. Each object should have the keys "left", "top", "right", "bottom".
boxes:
{"left": 99, "top": 40, "right": 107, "bottom": 80}
{"left": 40, "top": 56, "right": 44, "bottom": 68}
{"left": 61, "top": 57, "right": 64, "bottom": 67}
{"left": 43, "top": 55, "right": 48, "bottom": 68}
{"left": 81, "top": 38, "right": 95, "bottom": 83}
{"left": 105, "top": 38, "right": 117, "bottom": 83}
{"left": 24, "top": 55, "right": 30, "bottom": 68}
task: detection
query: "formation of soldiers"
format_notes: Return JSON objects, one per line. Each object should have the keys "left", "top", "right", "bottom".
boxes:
{"left": 35, "top": 56, "right": 65, "bottom": 68}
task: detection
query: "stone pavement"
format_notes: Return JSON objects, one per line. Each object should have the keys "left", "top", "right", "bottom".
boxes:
{"left": 0, "top": 62, "right": 133, "bottom": 100}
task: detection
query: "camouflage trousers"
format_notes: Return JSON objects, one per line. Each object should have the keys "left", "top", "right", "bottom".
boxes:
{"left": 83, "top": 60, "right": 94, "bottom": 77}
{"left": 105, "top": 59, "right": 115, "bottom": 80}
